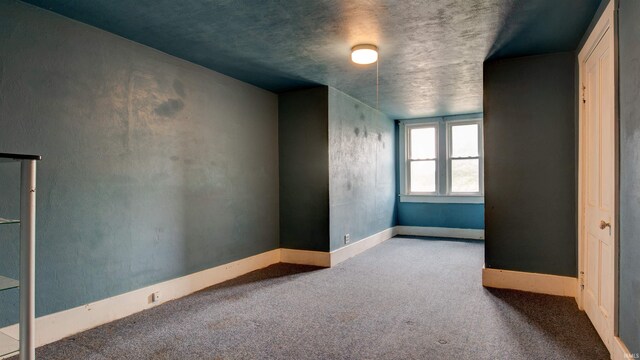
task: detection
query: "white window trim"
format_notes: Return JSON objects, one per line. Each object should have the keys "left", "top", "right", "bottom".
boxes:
{"left": 405, "top": 122, "right": 439, "bottom": 195}
{"left": 446, "top": 118, "right": 484, "bottom": 196}
{"left": 399, "top": 113, "right": 484, "bottom": 204}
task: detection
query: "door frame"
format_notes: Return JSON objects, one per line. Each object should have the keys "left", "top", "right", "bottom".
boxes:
{"left": 577, "top": 0, "right": 617, "bottom": 338}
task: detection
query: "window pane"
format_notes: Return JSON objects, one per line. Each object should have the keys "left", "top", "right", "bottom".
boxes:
{"left": 451, "top": 159, "right": 479, "bottom": 193}
{"left": 410, "top": 160, "right": 436, "bottom": 193}
{"left": 410, "top": 127, "right": 436, "bottom": 159}
{"left": 451, "top": 124, "right": 479, "bottom": 157}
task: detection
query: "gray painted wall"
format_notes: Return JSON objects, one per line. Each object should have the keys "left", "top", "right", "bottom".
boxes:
{"left": 618, "top": 0, "right": 640, "bottom": 353}
{"left": 328, "top": 88, "right": 396, "bottom": 251}
{"left": 278, "top": 87, "right": 330, "bottom": 252}
{"left": 0, "top": 1, "right": 279, "bottom": 325}
{"left": 483, "top": 52, "right": 577, "bottom": 276}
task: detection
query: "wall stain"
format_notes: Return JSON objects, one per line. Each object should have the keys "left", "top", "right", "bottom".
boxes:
{"left": 170, "top": 155, "right": 180, "bottom": 161}
{"left": 377, "top": 132, "right": 382, "bottom": 141}
{"left": 347, "top": 180, "right": 352, "bottom": 190}
{"left": 354, "top": 127, "right": 360, "bottom": 137}
{"left": 364, "top": 127, "right": 368, "bottom": 138}
{"left": 154, "top": 98, "right": 184, "bottom": 117}
{"left": 360, "top": 113, "right": 365, "bottom": 121}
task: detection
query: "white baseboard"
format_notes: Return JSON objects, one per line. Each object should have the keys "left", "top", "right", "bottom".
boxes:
{"left": 330, "top": 227, "right": 397, "bottom": 266}
{"left": 0, "top": 249, "right": 281, "bottom": 349}
{"left": 0, "top": 227, "right": 400, "bottom": 349}
{"left": 482, "top": 267, "right": 577, "bottom": 298}
{"left": 396, "top": 225, "right": 484, "bottom": 240}
{"left": 280, "top": 227, "right": 398, "bottom": 268}
{"left": 612, "top": 336, "right": 635, "bottom": 360}
{"left": 4, "top": 229, "right": 623, "bottom": 359}
{"left": 483, "top": 268, "right": 636, "bottom": 360}
{"left": 0, "top": 227, "right": 400, "bottom": 350}
{"left": 280, "top": 248, "right": 331, "bottom": 267}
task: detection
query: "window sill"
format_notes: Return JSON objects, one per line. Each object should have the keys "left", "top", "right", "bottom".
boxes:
{"left": 399, "top": 194, "right": 484, "bottom": 204}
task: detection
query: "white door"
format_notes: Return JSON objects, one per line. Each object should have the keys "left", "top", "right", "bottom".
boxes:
{"left": 581, "top": 9, "right": 615, "bottom": 351}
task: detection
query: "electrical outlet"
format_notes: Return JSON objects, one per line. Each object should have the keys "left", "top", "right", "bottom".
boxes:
{"left": 344, "top": 234, "right": 350, "bottom": 244}
{"left": 152, "top": 291, "right": 161, "bottom": 303}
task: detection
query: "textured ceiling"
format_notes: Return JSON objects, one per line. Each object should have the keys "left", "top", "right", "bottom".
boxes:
{"left": 24, "top": 0, "right": 600, "bottom": 119}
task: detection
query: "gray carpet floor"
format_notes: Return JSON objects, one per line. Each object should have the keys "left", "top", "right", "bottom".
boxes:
{"left": 25, "top": 237, "right": 609, "bottom": 359}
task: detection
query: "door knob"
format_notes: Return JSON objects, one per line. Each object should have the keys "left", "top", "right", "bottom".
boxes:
{"left": 599, "top": 220, "right": 611, "bottom": 230}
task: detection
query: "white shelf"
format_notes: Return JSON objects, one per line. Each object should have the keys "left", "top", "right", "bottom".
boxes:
{"left": 0, "top": 276, "right": 18, "bottom": 292}
{"left": 0, "top": 332, "right": 18, "bottom": 358}
{"left": 0, "top": 153, "right": 39, "bottom": 359}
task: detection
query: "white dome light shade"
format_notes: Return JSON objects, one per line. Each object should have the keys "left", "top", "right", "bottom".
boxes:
{"left": 351, "top": 44, "right": 378, "bottom": 64}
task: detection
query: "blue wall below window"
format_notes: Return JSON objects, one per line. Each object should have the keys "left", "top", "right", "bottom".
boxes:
{"left": 394, "top": 122, "right": 485, "bottom": 230}
{"left": 397, "top": 203, "right": 485, "bottom": 229}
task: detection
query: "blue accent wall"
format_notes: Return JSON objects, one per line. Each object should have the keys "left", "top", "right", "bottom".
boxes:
{"left": 398, "top": 203, "right": 484, "bottom": 229}
{"left": 328, "top": 88, "right": 397, "bottom": 251}
{"left": 618, "top": 0, "right": 640, "bottom": 353}
{"left": 0, "top": 2, "right": 279, "bottom": 325}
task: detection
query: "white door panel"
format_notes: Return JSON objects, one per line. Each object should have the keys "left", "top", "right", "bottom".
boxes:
{"left": 582, "top": 20, "right": 615, "bottom": 352}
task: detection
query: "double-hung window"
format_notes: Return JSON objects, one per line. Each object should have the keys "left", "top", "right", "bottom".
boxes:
{"left": 448, "top": 120, "right": 482, "bottom": 194}
{"left": 407, "top": 124, "right": 438, "bottom": 194}
{"left": 400, "top": 114, "right": 483, "bottom": 203}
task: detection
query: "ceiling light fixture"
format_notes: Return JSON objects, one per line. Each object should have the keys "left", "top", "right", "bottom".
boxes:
{"left": 351, "top": 44, "right": 378, "bottom": 65}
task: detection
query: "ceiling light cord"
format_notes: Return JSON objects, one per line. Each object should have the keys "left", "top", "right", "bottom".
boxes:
{"left": 350, "top": 44, "right": 379, "bottom": 112}
{"left": 376, "top": 57, "right": 379, "bottom": 111}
